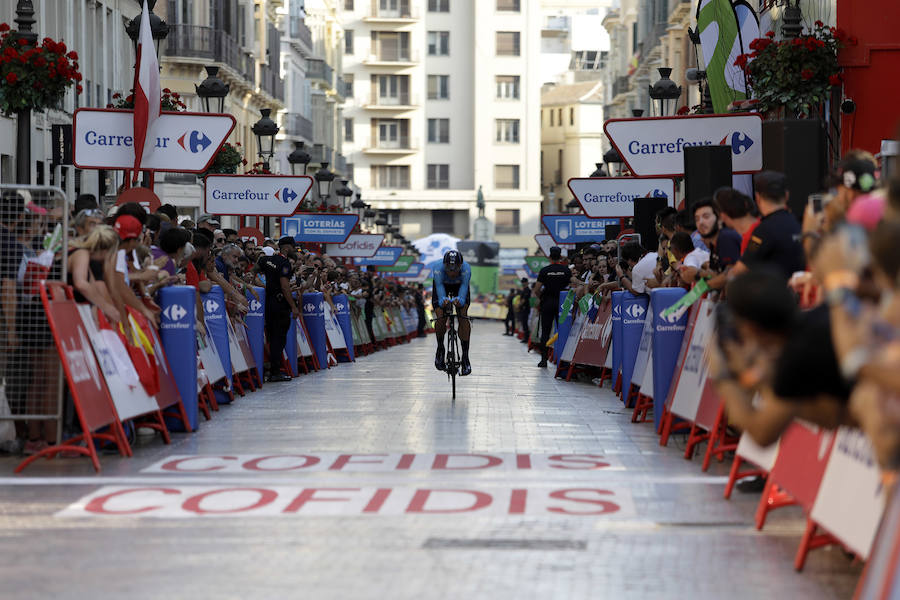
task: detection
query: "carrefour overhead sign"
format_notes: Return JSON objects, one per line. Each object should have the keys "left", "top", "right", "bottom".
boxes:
{"left": 604, "top": 113, "right": 763, "bottom": 177}
{"left": 205, "top": 174, "right": 313, "bottom": 216}
{"left": 568, "top": 177, "right": 675, "bottom": 218}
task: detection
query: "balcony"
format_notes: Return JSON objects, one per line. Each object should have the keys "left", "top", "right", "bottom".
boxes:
{"left": 288, "top": 16, "right": 314, "bottom": 49}
{"left": 363, "top": 92, "right": 419, "bottom": 111}
{"left": 282, "top": 112, "right": 314, "bottom": 140}
{"left": 310, "top": 144, "right": 334, "bottom": 166}
{"left": 364, "top": 1, "right": 420, "bottom": 22}
{"left": 164, "top": 24, "right": 255, "bottom": 85}
{"left": 334, "top": 153, "right": 348, "bottom": 175}
{"left": 260, "top": 63, "right": 284, "bottom": 100}
{"left": 363, "top": 137, "right": 419, "bottom": 154}
{"left": 307, "top": 58, "right": 334, "bottom": 89}
{"left": 362, "top": 50, "right": 419, "bottom": 67}
{"left": 336, "top": 76, "right": 353, "bottom": 100}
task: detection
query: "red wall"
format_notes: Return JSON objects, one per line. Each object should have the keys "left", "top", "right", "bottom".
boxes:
{"left": 838, "top": 0, "right": 900, "bottom": 154}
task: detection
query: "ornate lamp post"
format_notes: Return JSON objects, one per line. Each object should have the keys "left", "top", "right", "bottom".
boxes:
{"left": 649, "top": 67, "right": 683, "bottom": 117}
{"left": 251, "top": 108, "right": 279, "bottom": 173}
{"left": 781, "top": 0, "right": 803, "bottom": 40}
{"left": 351, "top": 191, "right": 366, "bottom": 220}
{"left": 314, "top": 162, "right": 335, "bottom": 205}
{"left": 287, "top": 142, "right": 311, "bottom": 175}
{"left": 589, "top": 162, "right": 607, "bottom": 178}
{"left": 364, "top": 206, "right": 376, "bottom": 231}
{"left": 604, "top": 146, "right": 625, "bottom": 177}
{"left": 335, "top": 179, "right": 354, "bottom": 211}
{"left": 565, "top": 198, "right": 581, "bottom": 214}
{"left": 13, "top": 1, "right": 38, "bottom": 184}
{"left": 125, "top": 0, "right": 169, "bottom": 58}
{"left": 195, "top": 66, "right": 229, "bottom": 113}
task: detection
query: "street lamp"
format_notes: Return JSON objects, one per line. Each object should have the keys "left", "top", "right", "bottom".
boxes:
{"left": 287, "top": 142, "right": 311, "bottom": 175}
{"left": 252, "top": 108, "right": 279, "bottom": 172}
{"left": 566, "top": 198, "right": 581, "bottom": 214}
{"left": 314, "top": 162, "right": 335, "bottom": 202}
{"left": 13, "top": 0, "right": 38, "bottom": 184}
{"left": 589, "top": 162, "right": 607, "bottom": 178}
{"left": 781, "top": 0, "right": 803, "bottom": 40}
{"left": 335, "top": 179, "right": 354, "bottom": 210}
{"left": 364, "top": 207, "right": 376, "bottom": 230}
{"left": 649, "top": 67, "right": 683, "bottom": 117}
{"left": 631, "top": 109, "right": 644, "bottom": 118}
{"left": 195, "top": 66, "right": 229, "bottom": 113}
{"left": 125, "top": 0, "right": 169, "bottom": 58}
{"left": 604, "top": 146, "right": 625, "bottom": 177}
{"left": 351, "top": 191, "right": 366, "bottom": 220}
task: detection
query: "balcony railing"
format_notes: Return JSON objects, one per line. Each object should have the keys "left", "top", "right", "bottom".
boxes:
{"left": 612, "top": 75, "right": 631, "bottom": 98}
{"left": 336, "top": 76, "right": 353, "bottom": 99}
{"left": 364, "top": 137, "right": 418, "bottom": 153}
{"left": 283, "top": 112, "right": 314, "bottom": 140}
{"left": 260, "top": 63, "right": 284, "bottom": 100}
{"left": 334, "top": 153, "right": 348, "bottom": 175}
{"left": 307, "top": 58, "right": 334, "bottom": 89}
{"left": 363, "top": 50, "right": 419, "bottom": 65}
{"left": 164, "top": 24, "right": 255, "bottom": 85}
{"left": 366, "top": 0, "right": 420, "bottom": 20}
{"left": 310, "top": 144, "right": 334, "bottom": 166}
{"left": 363, "top": 92, "right": 419, "bottom": 108}
{"left": 288, "top": 16, "right": 313, "bottom": 48}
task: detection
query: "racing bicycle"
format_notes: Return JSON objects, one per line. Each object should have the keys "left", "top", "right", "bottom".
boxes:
{"left": 436, "top": 297, "right": 469, "bottom": 400}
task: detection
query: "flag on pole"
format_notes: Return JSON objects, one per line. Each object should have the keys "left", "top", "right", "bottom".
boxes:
{"left": 132, "top": 0, "right": 161, "bottom": 183}
{"left": 696, "top": 0, "right": 743, "bottom": 113}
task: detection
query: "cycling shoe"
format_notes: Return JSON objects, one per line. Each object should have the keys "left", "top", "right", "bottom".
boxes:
{"left": 460, "top": 357, "right": 472, "bottom": 376}
{"left": 435, "top": 349, "right": 446, "bottom": 371}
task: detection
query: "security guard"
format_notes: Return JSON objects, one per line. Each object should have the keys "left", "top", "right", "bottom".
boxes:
{"left": 532, "top": 246, "right": 571, "bottom": 368}
{"left": 256, "top": 236, "right": 301, "bottom": 382}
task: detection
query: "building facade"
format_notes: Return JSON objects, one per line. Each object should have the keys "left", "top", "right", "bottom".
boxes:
{"left": 540, "top": 81, "right": 605, "bottom": 216}
{"left": 539, "top": 0, "right": 612, "bottom": 88}
{"left": 338, "top": 0, "right": 542, "bottom": 250}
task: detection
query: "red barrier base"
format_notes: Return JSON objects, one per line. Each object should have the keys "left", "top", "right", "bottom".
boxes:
{"left": 631, "top": 392, "right": 653, "bottom": 423}
{"left": 659, "top": 410, "right": 692, "bottom": 446}
{"left": 724, "top": 455, "right": 766, "bottom": 500}
{"left": 755, "top": 480, "right": 797, "bottom": 530}
{"left": 597, "top": 367, "right": 613, "bottom": 389}
{"left": 134, "top": 409, "right": 172, "bottom": 445}
{"left": 624, "top": 383, "right": 640, "bottom": 408}
{"left": 700, "top": 406, "right": 739, "bottom": 472}
{"left": 613, "top": 373, "right": 622, "bottom": 395}
{"left": 14, "top": 428, "right": 129, "bottom": 474}
{"left": 794, "top": 518, "right": 844, "bottom": 571}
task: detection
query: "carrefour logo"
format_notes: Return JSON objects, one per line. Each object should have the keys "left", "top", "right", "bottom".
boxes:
{"left": 613, "top": 305, "right": 621, "bottom": 317}
{"left": 176, "top": 130, "right": 212, "bottom": 153}
{"left": 249, "top": 299, "right": 262, "bottom": 312}
{"left": 626, "top": 304, "right": 645, "bottom": 318}
{"left": 163, "top": 304, "right": 188, "bottom": 321}
{"left": 335, "top": 303, "right": 346, "bottom": 312}
{"left": 274, "top": 187, "right": 298, "bottom": 204}
{"left": 303, "top": 303, "right": 316, "bottom": 312}
{"left": 204, "top": 299, "right": 221, "bottom": 314}
{"left": 720, "top": 131, "right": 754, "bottom": 155}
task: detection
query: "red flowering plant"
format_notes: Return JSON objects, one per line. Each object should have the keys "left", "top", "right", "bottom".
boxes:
{"left": 0, "top": 24, "right": 82, "bottom": 116}
{"left": 204, "top": 141, "right": 246, "bottom": 175}
{"left": 108, "top": 87, "right": 187, "bottom": 111}
{"left": 735, "top": 21, "right": 855, "bottom": 117}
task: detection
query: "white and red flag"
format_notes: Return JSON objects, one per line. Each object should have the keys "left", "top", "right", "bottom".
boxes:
{"left": 132, "top": 0, "right": 161, "bottom": 183}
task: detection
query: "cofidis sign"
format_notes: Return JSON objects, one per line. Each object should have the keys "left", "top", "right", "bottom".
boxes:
{"left": 205, "top": 174, "right": 313, "bottom": 216}
{"left": 326, "top": 234, "right": 385, "bottom": 258}
{"left": 604, "top": 113, "right": 763, "bottom": 177}
{"left": 568, "top": 177, "right": 675, "bottom": 218}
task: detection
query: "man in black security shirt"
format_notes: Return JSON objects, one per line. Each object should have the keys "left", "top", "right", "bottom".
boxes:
{"left": 731, "top": 171, "right": 806, "bottom": 281}
{"left": 532, "top": 246, "right": 571, "bottom": 368}
{"left": 255, "top": 236, "right": 301, "bottom": 382}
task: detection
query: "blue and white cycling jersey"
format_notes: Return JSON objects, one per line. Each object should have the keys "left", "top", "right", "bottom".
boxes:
{"left": 433, "top": 262, "right": 471, "bottom": 306}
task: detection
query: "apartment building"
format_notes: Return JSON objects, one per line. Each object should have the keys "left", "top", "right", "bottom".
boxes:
{"left": 339, "top": 0, "right": 542, "bottom": 249}
{"left": 539, "top": 0, "right": 612, "bottom": 87}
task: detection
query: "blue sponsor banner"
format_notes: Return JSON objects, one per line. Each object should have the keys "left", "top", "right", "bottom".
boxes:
{"left": 541, "top": 215, "right": 620, "bottom": 244}
{"left": 245, "top": 287, "right": 266, "bottom": 381}
{"left": 650, "top": 288, "right": 689, "bottom": 430}
{"left": 333, "top": 294, "right": 356, "bottom": 362}
{"left": 394, "top": 262, "right": 425, "bottom": 278}
{"left": 301, "top": 292, "right": 328, "bottom": 370}
{"left": 355, "top": 246, "right": 403, "bottom": 266}
{"left": 202, "top": 286, "right": 232, "bottom": 404}
{"left": 158, "top": 285, "right": 197, "bottom": 432}
{"left": 281, "top": 213, "right": 359, "bottom": 243}
{"left": 620, "top": 293, "right": 649, "bottom": 407}
{"left": 611, "top": 291, "right": 624, "bottom": 391}
{"left": 554, "top": 290, "right": 573, "bottom": 364}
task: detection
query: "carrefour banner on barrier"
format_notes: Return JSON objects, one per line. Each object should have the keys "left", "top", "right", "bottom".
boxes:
{"left": 541, "top": 215, "right": 620, "bottom": 244}
{"left": 568, "top": 177, "right": 675, "bottom": 218}
{"left": 355, "top": 246, "right": 403, "bottom": 266}
{"left": 281, "top": 213, "right": 358, "bottom": 243}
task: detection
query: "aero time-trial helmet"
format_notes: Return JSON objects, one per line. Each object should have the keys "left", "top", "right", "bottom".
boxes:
{"left": 443, "top": 250, "right": 462, "bottom": 270}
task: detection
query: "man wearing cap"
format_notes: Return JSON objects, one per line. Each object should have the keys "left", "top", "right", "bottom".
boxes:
{"left": 254, "top": 236, "right": 301, "bottom": 382}
{"left": 111, "top": 211, "right": 159, "bottom": 326}
{"left": 532, "top": 247, "right": 571, "bottom": 368}
{"left": 731, "top": 171, "right": 805, "bottom": 281}
{"left": 197, "top": 214, "right": 220, "bottom": 233}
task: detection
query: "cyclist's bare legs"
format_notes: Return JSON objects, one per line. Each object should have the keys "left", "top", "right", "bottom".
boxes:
{"left": 433, "top": 305, "right": 448, "bottom": 370}
{"left": 456, "top": 304, "right": 472, "bottom": 375}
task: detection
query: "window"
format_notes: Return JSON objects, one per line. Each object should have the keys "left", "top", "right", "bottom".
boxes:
{"left": 495, "top": 75, "right": 520, "bottom": 99}
{"left": 428, "top": 0, "right": 450, "bottom": 11}
{"left": 549, "top": 110, "right": 554, "bottom": 126}
{"left": 374, "top": 118, "right": 408, "bottom": 147}
{"left": 557, "top": 108, "right": 562, "bottom": 126}
{"left": 569, "top": 107, "right": 574, "bottom": 126}
{"left": 497, "top": 0, "right": 520, "bottom": 11}
{"left": 494, "top": 165, "right": 520, "bottom": 190}
{"left": 432, "top": 210, "right": 455, "bottom": 234}
{"left": 375, "top": 74, "right": 410, "bottom": 104}
{"left": 427, "top": 31, "right": 450, "bottom": 56}
{"left": 427, "top": 118, "right": 450, "bottom": 143}
{"left": 495, "top": 119, "right": 520, "bottom": 143}
{"left": 344, "top": 118, "right": 354, "bottom": 142}
{"left": 495, "top": 209, "right": 520, "bottom": 234}
{"left": 372, "top": 165, "right": 410, "bottom": 189}
{"left": 372, "top": 31, "right": 410, "bottom": 61}
{"left": 427, "top": 75, "right": 449, "bottom": 99}
{"left": 345, "top": 30, "right": 354, "bottom": 54}
{"left": 427, "top": 164, "right": 450, "bottom": 189}
{"left": 344, "top": 0, "right": 354, "bottom": 9}
{"left": 344, "top": 73, "right": 354, "bottom": 96}
{"left": 496, "top": 32, "right": 520, "bottom": 56}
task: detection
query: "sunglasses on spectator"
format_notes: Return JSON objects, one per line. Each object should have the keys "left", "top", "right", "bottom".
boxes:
{"left": 214, "top": 237, "right": 225, "bottom": 243}
{"left": 76, "top": 208, "right": 104, "bottom": 218}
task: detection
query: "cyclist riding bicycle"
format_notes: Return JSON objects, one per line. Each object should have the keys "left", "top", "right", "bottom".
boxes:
{"left": 433, "top": 249, "right": 472, "bottom": 376}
